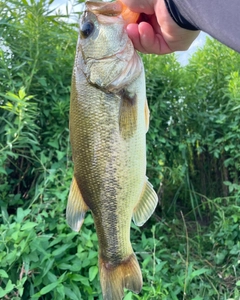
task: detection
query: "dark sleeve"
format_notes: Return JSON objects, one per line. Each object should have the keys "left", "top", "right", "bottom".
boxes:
{"left": 164, "top": 0, "right": 240, "bottom": 52}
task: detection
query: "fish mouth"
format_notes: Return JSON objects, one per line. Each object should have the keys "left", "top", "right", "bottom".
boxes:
{"left": 120, "top": 1, "right": 140, "bottom": 24}
{"left": 85, "top": 0, "right": 140, "bottom": 25}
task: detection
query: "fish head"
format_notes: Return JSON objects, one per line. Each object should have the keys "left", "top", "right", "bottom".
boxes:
{"left": 77, "top": 0, "right": 142, "bottom": 92}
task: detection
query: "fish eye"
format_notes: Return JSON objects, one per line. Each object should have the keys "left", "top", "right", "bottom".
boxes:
{"left": 80, "top": 21, "right": 94, "bottom": 39}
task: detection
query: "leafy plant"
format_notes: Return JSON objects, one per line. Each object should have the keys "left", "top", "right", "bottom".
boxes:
{"left": 0, "top": 1, "right": 239, "bottom": 299}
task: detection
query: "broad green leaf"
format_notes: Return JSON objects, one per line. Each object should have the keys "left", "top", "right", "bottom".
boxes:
{"left": 0, "top": 288, "right": 7, "bottom": 298}
{"left": 89, "top": 265, "right": 98, "bottom": 282}
{"left": 39, "top": 281, "right": 59, "bottom": 295}
{"left": 16, "top": 208, "right": 31, "bottom": 223}
{"left": 0, "top": 280, "right": 15, "bottom": 297}
{"left": 0, "top": 269, "right": 8, "bottom": 278}
{"left": 64, "top": 286, "right": 80, "bottom": 300}
{"left": 124, "top": 292, "right": 133, "bottom": 300}
{"left": 0, "top": 167, "right": 7, "bottom": 175}
{"left": 71, "top": 274, "right": 89, "bottom": 286}
{"left": 52, "top": 244, "right": 70, "bottom": 257}
{"left": 42, "top": 259, "right": 54, "bottom": 278}
{"left": 5, "top": 250, "right": 18, "bottom": 264}
{"left": 190, "top": 268, "right": 210, "bottom": 279}
{"left": 21, "top": 222, "right": 38, "bottom": 231}
{"left": 18, "top": 87, "right": 26, "bottom": 100}
{"left": 56, "top": 284, "right": 65, "bottom": 298}
{"left": 56, "top": 150, "right": 65, "bottom": 161}
{"left": 48, "top": 140, "right": 59, "bottom": 149}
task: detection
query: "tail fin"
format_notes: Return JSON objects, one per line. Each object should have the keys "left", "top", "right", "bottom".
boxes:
{"left": 99, "top": 253, "right": 142, "bottom": 300}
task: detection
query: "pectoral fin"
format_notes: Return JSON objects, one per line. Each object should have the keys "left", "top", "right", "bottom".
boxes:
{"left": 119, "top": 90, "right": 137, "bottom": 139}
{"left": 66, "top": 176, "right": 89, "bottom": 232}
{"left": 133, "top": 178, "right": 158, "bottom": 226}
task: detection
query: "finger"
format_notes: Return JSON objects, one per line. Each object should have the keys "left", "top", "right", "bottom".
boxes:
{"left": 126, "top": 21, "right": 173, "bottom": 54}
{"left": 126, "top": 23, "right": 149, "bottom": 53}
{"left": 138, "top": 22, "right": 158, "bottom": 53}
{"left": 138, "top": 22, "right": 172, "bottom": 54}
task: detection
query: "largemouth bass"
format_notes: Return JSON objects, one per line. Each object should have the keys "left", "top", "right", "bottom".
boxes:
{"left": 66, "top": 1, "right": 158, "bottom": 299}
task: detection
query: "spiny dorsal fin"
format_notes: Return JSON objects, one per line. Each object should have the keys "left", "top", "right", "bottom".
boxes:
{"left": 66, "top": 176, "right": 89, "bottom": 232}
{"left": 133, "top": 178, "right": 158, "bottom": 226}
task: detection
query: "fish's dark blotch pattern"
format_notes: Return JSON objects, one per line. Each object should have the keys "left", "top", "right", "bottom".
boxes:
{"left": 93, "top": 161, "right": 124, "bottom": 264}
{"left": 118, "top": 89, "right": 138, "bottom": 139}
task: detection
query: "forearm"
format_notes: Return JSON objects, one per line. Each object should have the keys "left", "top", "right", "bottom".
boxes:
{"left": 165, "top": 0, "right": 240, "bottom": 52}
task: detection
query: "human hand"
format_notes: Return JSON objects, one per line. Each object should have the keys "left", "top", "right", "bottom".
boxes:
{"left": 120, "top": 0, "right": 200, "bottom": 54}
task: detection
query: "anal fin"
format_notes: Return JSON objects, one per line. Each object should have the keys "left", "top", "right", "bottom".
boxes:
{"left": 133, "top": 178, "right": 158, "bottom": 226}
{"left": 66, "top": 176, "right": 89, "bottom": 232}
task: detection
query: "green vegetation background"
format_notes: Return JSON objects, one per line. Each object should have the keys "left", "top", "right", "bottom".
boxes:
{"left": 0, "top": 0, "right": 239, "bottom": 299}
